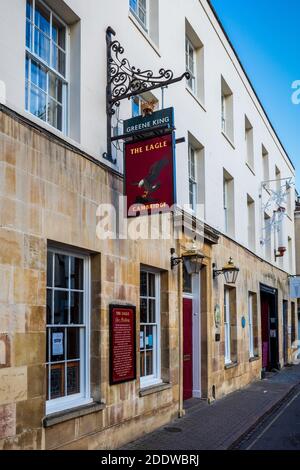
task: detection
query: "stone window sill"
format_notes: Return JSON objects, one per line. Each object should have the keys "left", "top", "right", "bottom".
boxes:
{"left": 245, "top": 161, "right": 255, "bottom": 175}
{"left": 128, "top": 12, "right": 161, "bottom": 57}
{"left": 185, "top": 87, "right": 206, "bottom": 112}
{"left": 221, "top": 130, "right": 235, "bottom": 149}
{"left": 139, "top": 383, "right": 172, "bottom": 397}
{"left": 224, "top": 361, "right": 238, "bottom": 370}
{"left": 249, "top": 355, "right": 260, "bottom": 363}
{"left": 43, "top": 401, "right": 106, "bottom": 428}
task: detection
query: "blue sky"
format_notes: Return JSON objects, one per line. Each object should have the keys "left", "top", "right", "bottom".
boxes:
{"left": 211, "top": 0, "right": 300, "bottom": 188}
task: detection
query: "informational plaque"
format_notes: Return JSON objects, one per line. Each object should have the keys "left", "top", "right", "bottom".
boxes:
{"left": 109, "top": 305, "right": 136, "bottom": 385}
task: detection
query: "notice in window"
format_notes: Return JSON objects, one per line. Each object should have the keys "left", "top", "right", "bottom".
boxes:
{"left": 52, "top": 332, "right": 64, "bottom": 356}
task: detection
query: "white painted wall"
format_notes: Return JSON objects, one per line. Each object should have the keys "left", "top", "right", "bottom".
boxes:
{"left": 0, "top": 0, "right": 295, "bottom": 273}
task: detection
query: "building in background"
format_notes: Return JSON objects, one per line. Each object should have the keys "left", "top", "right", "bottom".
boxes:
{"left": 0, "top": 0, "right": 297, "bottom": 450}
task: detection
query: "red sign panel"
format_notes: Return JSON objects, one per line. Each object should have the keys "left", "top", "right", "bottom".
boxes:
{"left": 109, "top": 305, "right": 136, "bottom": 385}
{"left": 125, "top": 133, "right": 175, "bottom": 216}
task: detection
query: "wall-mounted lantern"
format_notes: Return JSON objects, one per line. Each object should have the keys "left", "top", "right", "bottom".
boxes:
{"left": 171, "top": 248, "right": 205, "bottom": 275}
{"left": 212, "top": 257, "right": 239, "bottom": 284}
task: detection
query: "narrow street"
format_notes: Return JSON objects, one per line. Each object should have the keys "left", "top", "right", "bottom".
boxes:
{"left": 233, "top": 384, "right": 300, "bottom": 450}
{"left": 123, "top": 365, "right": 300, "bottom": 451}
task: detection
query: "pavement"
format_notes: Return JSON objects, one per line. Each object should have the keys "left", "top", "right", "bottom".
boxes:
{"left": 121, "top": 364, "right": 300, "bottom": 450}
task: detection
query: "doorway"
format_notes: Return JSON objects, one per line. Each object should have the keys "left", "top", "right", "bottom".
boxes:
{"left": 260, "top": 285, "right": 279, "bottom": 371}
{"left": 183, "top": 267, "right": 201, "bottom": 400}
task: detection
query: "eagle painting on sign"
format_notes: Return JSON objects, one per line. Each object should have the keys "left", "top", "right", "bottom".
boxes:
{"left": 125, "top": 133, "right": 176, "bottom": 217}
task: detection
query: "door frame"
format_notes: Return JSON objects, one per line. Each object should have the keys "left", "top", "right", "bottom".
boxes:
{"left": 282, "top": 300, "right": 289, "bottom": 365}
{"left": 260, "top": 284, "right": 279, "bottom": 370}
{"left": 183, "top": 273, "right": 201, "bottom": 399}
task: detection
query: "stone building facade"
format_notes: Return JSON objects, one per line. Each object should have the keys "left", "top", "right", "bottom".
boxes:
{"left": 0, "top": 0, "right": 298, "bottom": 450}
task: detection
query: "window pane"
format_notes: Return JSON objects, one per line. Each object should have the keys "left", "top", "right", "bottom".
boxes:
{"left": 70, "top": 257, "right": 83, "bottom": 290}
{"left": 140, "top": 298, "right": 147, "bottom": 323}
{"left": 30, "top": 84, "right": 47, "bottom": 121}
{"left": 54, "top": 254, "right": 69, "bottom": 288}
{"left": 148, "top": 273, "right": 155, "bottom": 297}
{"left": 140, "top": 350, "right": 145, "bottom": 377}
{"left": 46, "top": 364, "right": 50, "bottom": 399}
{"left": 50, "top": 363, "right": 64, "bottom": 399}
{"left": 34, "top": 0, "right": 50, "bottom": 36}
{"left": 140, "top": 271, "right": 147, "bottom": 297}
{"left": 47, "top": 251, "right": 53, "bottom": 287}
{"left": 140, "top": 326, "right": 145, "bottom": 349}
{"left": 26, "top": 0, "right": 33, "bottom": 20}
{"left": 149, "top": 299, "right": 155, "bottom": 323}
{"left": 34, "top": 29, "right": 50, "bottom": 63}
{"left": 67, "top": 328, "right": 80, "bottom": 360}
{"left": 130, "top": 0, "right": 138, "bottom": 14}
{"left": 54, "top": 290, "right": 68, "bottom": 324}
{"left": 46, "top": 289, "right": 52, "bottom": 324}
{"left": 183, "top": 265, "right": 192, "bottom": 293}
{"left": 52, "top": 45, "right": 66, "bottom": 76}
{"left": 46, "top": 328, "right": 50, "bottom": 362}
{"left": 26, "top": 19, "right": 32, "bottom": 49}
{"left": 48, "top": 98, "right": 63, "bottom": 131}
{"left": 146, "top": 350, "right": 153, "bottom": 375}
{"left": 138, "top": 8, "right": 146, "bottom": 26}
{"left": 132, "top": 97, "right": 140, "bottom": 117}
{"left": 187, "top": 76, "right": 194, "bottom": 90}
{"left": 49, "top": 73, "right": 63, "bottom": 103}
{"left": 146, "top": 325, "right": 153, "bottom": 350}
{"left": 70, "top": 292, "right": 83, "bottom": 324}
{"left": 67, "top": 362, "right": 80, "bottom": 395}
{"left": 52, "top": 16, "right": 66, "bottom": 49}
{"left": 25, "top": 81, "right": 29, "bottom": 111}
{"left": 31, "top": 60, "right": 47, "bottom": 91}
{"left": 50, "top": 327, "right": 65, "bottom": 362}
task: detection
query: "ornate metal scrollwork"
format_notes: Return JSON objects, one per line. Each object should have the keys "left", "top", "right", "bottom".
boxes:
{"left": 103, "top": 26, "right": 190, "bottom": 163}
{"left": 108, "top": 39, "right": 189, "bottom": 114}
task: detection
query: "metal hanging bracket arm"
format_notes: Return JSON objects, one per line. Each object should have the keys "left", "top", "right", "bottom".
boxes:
{"left": 103, "top": 26, "right": 190, "bottom": 164}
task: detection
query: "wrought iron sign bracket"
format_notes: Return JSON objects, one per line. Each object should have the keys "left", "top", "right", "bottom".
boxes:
{"left": 103, "top": 26, "right": 190, "bottom": 164}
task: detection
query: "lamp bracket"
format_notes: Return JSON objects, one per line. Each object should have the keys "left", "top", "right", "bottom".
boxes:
{"left": 212, "top": 263, "right": 223, "bottom": 279}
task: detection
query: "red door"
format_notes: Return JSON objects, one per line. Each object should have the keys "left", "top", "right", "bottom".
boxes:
{"left": 183, "top": 298, "right": 193, "bottom": 400}
{"left": 261, "top": 297, "right": 270, "bottom": 369}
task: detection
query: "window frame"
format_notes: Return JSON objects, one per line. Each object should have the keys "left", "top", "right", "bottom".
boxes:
{"left": 25, "top": 0, "right": 69, "bottom": 134}
{"left": 185, "top": 36, "right": 196, "bottom": 94}
{"left": 221, "top": 77, "right": 234, "bottom": 142}
{"left": 221, "top": 93, "right": 226, "bottom": 133}
{"left": 223, "top": 178, "right": 229, "bottom": 233}
{"left": 139, "top": 269, "right": 162, "bottom": 389}
{"left": 248, "top": 292, "right": 254, "bottom": 358}
{"left": 46, "top": 247, "right": 91, "bottom": 415}
{"left": 129, "top": 0, "right": 148, "bottom": 32}
{"left": 188, "top": 143, "right": 197, "bottom": 212}
{"left": 224, "top": 287, "right": 231, "bottom": 364}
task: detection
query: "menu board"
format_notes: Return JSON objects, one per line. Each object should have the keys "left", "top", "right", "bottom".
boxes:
{"left": 109, "top": 305, "right": 136, "bottom": 385}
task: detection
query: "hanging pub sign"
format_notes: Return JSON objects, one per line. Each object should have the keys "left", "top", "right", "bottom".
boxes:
{"left": 125, "top": 133, "right": 176, "bottom": 217}
{"left": 109, "top": 305, "right": 136, "bottom": 385}
{"left": 123, "top": 107, "right": 174, "bottom": 136}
